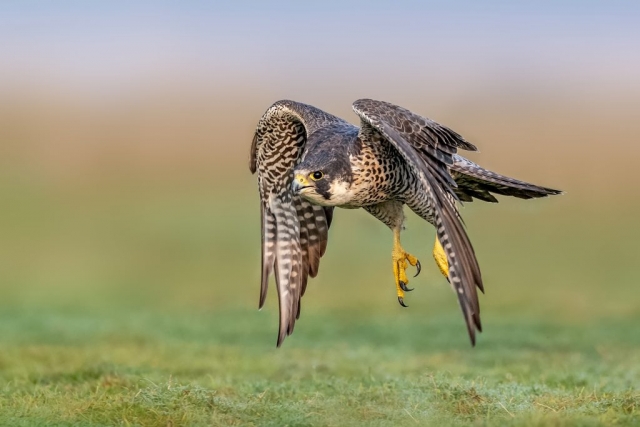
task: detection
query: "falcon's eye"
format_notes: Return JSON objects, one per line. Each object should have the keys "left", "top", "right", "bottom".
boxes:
{"left": 310, "top": 171, "right": 324, "bottom": 181}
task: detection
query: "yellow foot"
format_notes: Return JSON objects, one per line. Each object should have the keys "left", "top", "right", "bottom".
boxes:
{"left": 392, "top": 230, "right": 421, "bottom": 307}
{"left": 433, "top": 237, "right": 450, "bottom": 280}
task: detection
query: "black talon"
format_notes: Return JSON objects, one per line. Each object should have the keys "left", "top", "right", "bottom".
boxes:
{"left": 398, "top": 296, "right": 408, "bottom": 307}
{"left": 399, "top": 281, "right": 413, "bottom": 292}
{"left": 413, "top": 260, "right": 422, "bottom": 277}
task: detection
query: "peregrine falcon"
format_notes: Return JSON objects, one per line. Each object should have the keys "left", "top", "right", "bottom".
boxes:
{"left": 249, "top": 99, "right": 561, "bottom": 346}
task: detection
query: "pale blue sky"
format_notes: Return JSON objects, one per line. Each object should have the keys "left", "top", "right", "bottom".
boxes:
{"left": 1, "top": 1, "right": 639, "bottom": 99}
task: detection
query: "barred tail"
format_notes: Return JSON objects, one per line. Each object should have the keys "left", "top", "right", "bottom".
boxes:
{"left": 451, "top": 155, "right": 562, "bottom": 203}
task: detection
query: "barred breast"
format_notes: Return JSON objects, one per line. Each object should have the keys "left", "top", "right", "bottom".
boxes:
{"left": 346, "top": 133, "right": 419, "bottom": 208}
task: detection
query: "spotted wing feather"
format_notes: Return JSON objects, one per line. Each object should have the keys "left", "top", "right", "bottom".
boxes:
{"left": 354, "top": 99, "right": 477, "bottom": 192}
{"left": 353, "top": 99, "right": 483, "bottom": 345}
{"left": 250, "top": 100, "right": 340, "bottom": 346}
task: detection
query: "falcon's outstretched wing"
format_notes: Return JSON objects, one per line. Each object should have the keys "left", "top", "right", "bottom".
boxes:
{"left": 250, "top": 100, "right": 341, "bottom": 346}
{"left": 451, "top": 155, "right": 562, "bottom": 203}
{"left": 353, "top": 99, "right": 483, "bottom": 345}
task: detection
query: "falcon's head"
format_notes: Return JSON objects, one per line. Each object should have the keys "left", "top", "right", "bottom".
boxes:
{"left": 291, "top": 127, "right": 358, "bottom": 207}
{"left": 291, "top": 167, "right": 352, "bottom": 207}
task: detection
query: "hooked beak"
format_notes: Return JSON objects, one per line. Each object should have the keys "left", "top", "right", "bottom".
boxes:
{"left": 291, "top": 174, "right": 312, "bottom": 194}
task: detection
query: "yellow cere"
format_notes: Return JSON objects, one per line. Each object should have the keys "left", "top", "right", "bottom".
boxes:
{"left": 294, "top": 174, "right": 311, "bottom": 186}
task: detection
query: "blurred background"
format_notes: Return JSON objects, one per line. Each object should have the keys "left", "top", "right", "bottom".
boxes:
{"left": 1, "top": 1, "right": 639, "bottom": 346}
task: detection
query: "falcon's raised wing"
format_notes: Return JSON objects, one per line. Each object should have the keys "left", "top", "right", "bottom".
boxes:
{"left": 352, "top": 99, "right": 483, "bottom": 345}
{"left": 250, "top": 100, "right": 341, "bottom": 346}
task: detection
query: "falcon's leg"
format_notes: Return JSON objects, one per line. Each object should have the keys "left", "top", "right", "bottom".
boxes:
{"left": 433, "top": 237, "right": 450, "bottom": 280}
{"left": 363, "top": 201, "right": 420, "bottom": 307}
{"left": 392, "top": 226, "right": 421, "bottom": 307}
{"left": 405, "top": 193, "right": 452, "bottom": 284}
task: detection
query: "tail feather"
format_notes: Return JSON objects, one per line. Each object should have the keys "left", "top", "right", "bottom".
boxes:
{"left": 450, "top": 155, "right": 562, "bottom": 202}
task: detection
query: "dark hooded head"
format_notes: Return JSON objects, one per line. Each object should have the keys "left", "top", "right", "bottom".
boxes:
{"left": 291, "top": 125, "right": 360, "bottom": 206}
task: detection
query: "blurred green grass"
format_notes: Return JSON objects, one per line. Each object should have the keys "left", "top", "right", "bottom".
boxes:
{"left": 0, "top": 308, "right": 638, "bottom": 426}
{"left": 0, "top": 174, "right": 638, "bottom": 425}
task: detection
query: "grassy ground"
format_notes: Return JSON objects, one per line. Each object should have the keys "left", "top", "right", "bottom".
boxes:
{"left": 0, "top": 308, "right": 638, "bottom": 426}
{"left": 0, "top": 181, "right": 638, "bottom": 426}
